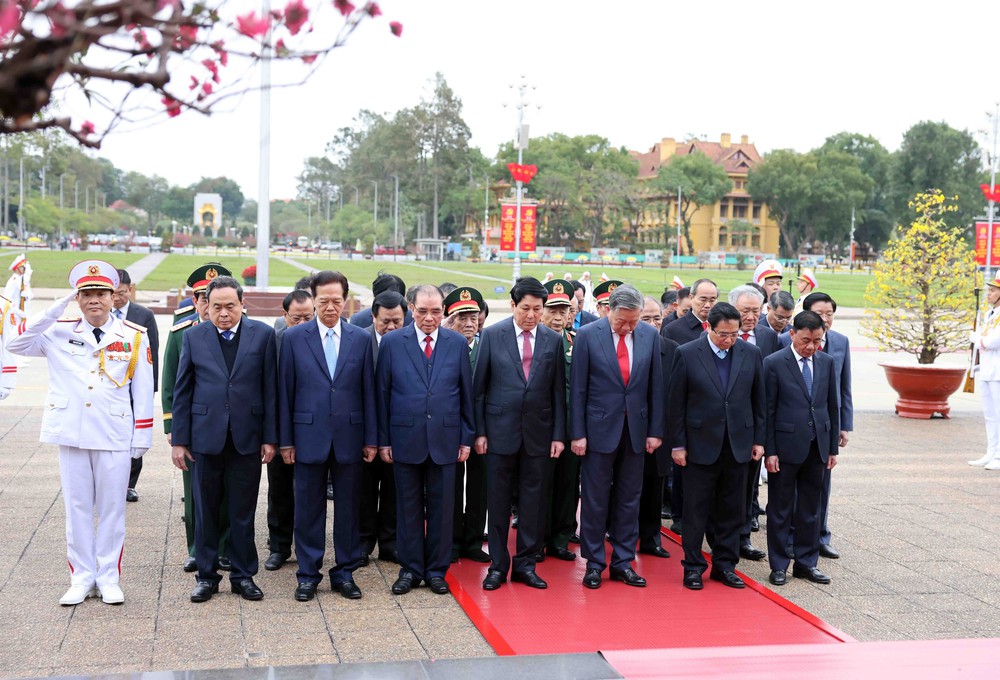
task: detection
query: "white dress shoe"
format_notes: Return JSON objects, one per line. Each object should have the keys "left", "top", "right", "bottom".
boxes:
{"left": 60, "top": 584, "right": 99, "bottom": 606}
{"left": 968, "top": 453, "right": 994, "bottom": 466}
{"left": 985, "top": 459, "right": 1000, "bottom": 471}
{"left": 100, "top": 584, "right": 125, "bottom": 604}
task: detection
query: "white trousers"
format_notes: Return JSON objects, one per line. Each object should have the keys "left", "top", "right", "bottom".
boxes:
{"left": 982, "top": 380, "right": 1000, "bottom": 460}
{"left": 58, "top": 446, "right": 130, "bottom": 588}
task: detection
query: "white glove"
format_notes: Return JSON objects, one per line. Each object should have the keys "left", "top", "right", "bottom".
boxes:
{"left": 130, "top": 447, "right": 148, "bottom": 459}
{"left": 0, "top": 387, "right": 10, "bottom": 400}
{"left": 44, "top": 292, "right": 77, "bottom": 319}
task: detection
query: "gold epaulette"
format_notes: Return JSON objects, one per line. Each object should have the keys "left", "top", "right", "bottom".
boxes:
{"left": 174, "top": 307, "right": 194, "bottom": 315}
{"left": 170, "top": 318, "right": 195, "bottom": 332}
{"left": 57, "top": 317, "right": 81, "bottom": 322}
{"left": 163, "top": 413, "right": 172, "bottom": 421}
{"left": 122, "top": 319, "right": 148, "bottom": 333}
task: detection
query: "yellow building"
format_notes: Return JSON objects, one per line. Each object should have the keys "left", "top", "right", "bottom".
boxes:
{"left": 629, "top": 133, "right": 781, "bottom": 256}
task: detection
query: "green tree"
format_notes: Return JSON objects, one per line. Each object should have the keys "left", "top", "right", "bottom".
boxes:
{"left": 821, "top": 132, "right": 893, "bottom": 249}
{"left": 891, "top": 121, "right": 983, "bottom": 230}
{"left": 652, "top": 151, "right": 732, "bottom": 255}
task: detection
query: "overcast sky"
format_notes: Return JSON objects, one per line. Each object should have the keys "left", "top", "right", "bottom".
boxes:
{"left": 91, "top": 0, "right": 1000, "bottom": 201}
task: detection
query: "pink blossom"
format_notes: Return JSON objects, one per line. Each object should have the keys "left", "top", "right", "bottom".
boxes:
{"left": 333, "top": 0, "right": 355, "bottom": 17}
{"left": 283, "top": 0, "right": 308, "bottom": 35}
{"left": 46, "top": 2, "right": 75, "bottom": 39}
{"left": 365, "top": 2, "right": 381, "bottom": 17}
{"left": 211, "top": 41, "right": 230, "bottom": 66}
{"left": 161, "top": 96, "right": 183, "bottom": 117}
{"left": 275, "top": 37, "right": 288, "bottom": 56}
{"left": 0, "top": 3, "right": 19, "bottom": 38}
{"left": 201, "top": 82, "right": 213, "bottom": 95}
{"left": 173, "top": 23, "right": 198, "bottom": 50}
{"left": 80, "top": 121, "right": 95, "bottom": 136}
{"left": 236, "top": 11, "right": 269, "bottom": 37}
{"left": 301, "top": 53, "right": 317, "bottom": 64}
{"left": 389, "top": 20, "right": 402, "bottom": 37}
{"left": 188, "top": 75, "right": 198, "bottom": 90}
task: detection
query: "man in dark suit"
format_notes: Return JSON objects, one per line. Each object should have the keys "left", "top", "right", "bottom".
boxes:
{"left": 661, "top": 278, "right": 717, "bottom": 346}
{"left": 661, "top": 286, "right": 691, "bottom": 327}
{"left": 638, "top": 296, "right": 676, "bottom": 558}
{"left": 265, "top": 289, "right": 314, "bottom": 572}
{"left": 761, "top": 291, "right": 795, "bottom": 335}
{"left": 113, "top": 268, "right": 159, "bottom": 503}
{"left": 359, "top": 290, "right": 406, "bottom": 565}
{"left": 729, "top": 285, "right": 780, "bottom": 561}
{"left": 781, "top": 291, "right": 852, "bottom": 559}
{"left": 764, "top": 311, "right": 839, "bottom": 586}
{"left": 349, "top": 271, "right": 413, "bottom": 328}
{"left": 278, "top": 271, "right": 377, "bottom": 601}
{"left": 570, "top": 284, "right": 663, "bottom": 589}
{"left": 571, "top": 280, "right": 597, "bottom": 329}
{"left": 376, "top": 285, "right": 475, "bottom": 596}
{"left": 475, "top": 277, "right": 566, "bottom": 591}
{"left": 669, "top": 302, "right": 765, "bottom": 591}
{"left": 442, "top": 286, "right": 491, "bottom": 564}
{"left": 171, "top": 276, "right": 278, "bottom": 603}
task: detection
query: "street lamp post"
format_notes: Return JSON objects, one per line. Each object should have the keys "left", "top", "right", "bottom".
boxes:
{"left": 392, "top": 174, "right": 399, "bottom": 262}
{"left": 505, "top": 76, "right": 539, "bottom": 284}
{"left": 370, "top": 180, "right": 378, "bottom": 243}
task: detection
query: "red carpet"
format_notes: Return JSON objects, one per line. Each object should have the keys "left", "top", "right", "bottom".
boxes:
{"left": 601, "top": 638, "right": 1000, "bottom": 679}
{"left": 446, "top": 530, "right": 851, "bottom": 656}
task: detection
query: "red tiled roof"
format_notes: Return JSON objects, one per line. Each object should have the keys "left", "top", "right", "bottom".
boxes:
{"left": 633, "top": 137, "right": 762, "bottom": 180}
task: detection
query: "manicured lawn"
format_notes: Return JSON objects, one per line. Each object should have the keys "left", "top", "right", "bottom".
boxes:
{"left": 0, "top": 249, "right": 146, "bottom": 289}
{"left": 140, "top": 254, "right": 310, "bottom": 291}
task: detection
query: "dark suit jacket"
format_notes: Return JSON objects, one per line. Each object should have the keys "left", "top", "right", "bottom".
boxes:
{"left": 662, "top": 311, "right": 678, "bottom": 326}
{"left": 125, "top": 302, "right": 159, "bottom": 392}
{"left": 368, "top": 324, "right": 381, "bottom": 369}
{"left": 278, "top": 320, "right": 377, "bottom": 464}
{"left": 661, "top": 311, "right": 707, "bottom": 346}
{"left": 574, "top": 310, "right": 598, "bottom": 329}
{"left": 779, "top": 328, "right": 853, "bottom": 431}
{"left": 350, "top": 307, "right": 413, "bottom": 329}
{"left": 472, "top": 320, "right": 566, "bottom": 456}
{"left": 745, "top": 323, "right": 780, "bottom": 359}
{"left": 669, "top": 337, "right": 765, "bottom": 464}
{"left": 569, "top": 317, "right": 664, "bottom": 454}
{"left": 764, "top": 347, "right": 839, "bottom": 464}
{"left": 376, "top": 325, "right": 475, "bottom": 465}
{"left": 655, "top": 335, "right": 679, "bottom": 476}
{"left": 172, "top": 319, "right": 278, "bottom": 456}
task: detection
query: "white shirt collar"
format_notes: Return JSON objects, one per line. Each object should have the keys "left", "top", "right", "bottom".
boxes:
{"left": 707, "top": 334, "right": 726, "bottom": 355}
{"left": 416, "top": 327, "right": 439, "bottom": 344}
{"left": 513, "top": 321, "right": 536, "bottom": 338}
{"left": 790, "top": 345, "right": 811, "bottom": 365}
{"left": 217, "top": 321, "right": 241, "bottom": 335}
{"left": 317, "top": 317, "right": 341, "bottom": 337}
{"left": 115, "top": 301, "right": 130, "bottom": 318}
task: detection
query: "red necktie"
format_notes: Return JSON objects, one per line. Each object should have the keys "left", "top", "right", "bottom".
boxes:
{"left": 522, "top": 330, "right": 533, "bottom": 380}
{"left": 424, "top": 335, "right": 433, "bottom": 359}
{"left": 701, "top": 321, "right": 709, "bottom": 331}
{"left": 617, "top": 333, "right": 630, "bottom": 387}
{"left": 741, "top": 332, "right": 750, "bottom": 342}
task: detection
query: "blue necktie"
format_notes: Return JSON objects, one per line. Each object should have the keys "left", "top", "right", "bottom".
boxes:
{"left": 113, "top": 309, "right": 123, "bottom": 320}
{"left": 325, "top": 328, "right": 338, "bottom": 380}
{"left": 222, "top": 330, "right": 234, "bottom": 341}
{"left": 801, "top": 357, "right": 813, "bottom": 396}
{"left": 716, "top": 349, "right": 728, "bottom": 359}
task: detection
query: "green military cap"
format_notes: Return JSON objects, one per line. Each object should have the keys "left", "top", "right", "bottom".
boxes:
{"left": 443, "top": 286, "right": 483, "bottom": 316}
{"left": 187, "top": 262, "right": 232, "bottom": 294}
{"left": 543, "top": 280, "right": 572, "bottom": 307}
{"left": 592, "top": 279, "right": 623, "bottom": 305}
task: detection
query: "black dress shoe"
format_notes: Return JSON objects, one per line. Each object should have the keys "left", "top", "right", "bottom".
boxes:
{"left": 547, "top": 546, "right": 577, "bottom": 561}
{"left": 683, "top": 570, "right": 703, "bottom": 590}
{"left": 639, "top": 545, "right": 671, "bottom": 559}
{"left": 819, "top": 544, "right": 841, "bottom": 559}
{"left": 264, "top": 553, "right": 288, "bottom": 571}
{"left": 231, "top": 578, "right": 264, "bottom": 600}
{"left": 392, "top": 572, "right": 418, "bottom": 595}
{"left": 792, "top": 565, "right": 831, "bottom": 584}
{"left": 750, "top": 517, "right": 760, "bottom": 532}
{"left": 709, "top": 568, "right": 746, "bottom": 589}
{"left": 569, "top": 533, "right": 580, "bottom": 544}
{"left": 217, "top": 557, "right": 232, "bottom": 571}
{"left": 360, "top": 554, "right": 370, "bottom": 567}
{"left": 190, "top": 580, "right": 219, "bottom": 602}
{"left": 461, "top": 548, "right": 491, "bottom": 563}
{"left": 378, "top": 549, "right": 399, "bottom": 564}
{"left": 334, "top": 580, "right": 362, "bottom": 600}
{"left": 669, "top": 520, "right": 683, "bottom": 535}
{"left": 511, "top": 570, "right": 547, "bottom": 589}
{"left": 769, "top": 569, "right": 787, "bottom": 586}
{"left": 427, "top": 577, "right": 450, "bottom": 594}
{"left": 582, "top": 568, "right": 602, "bottom": 589}
{"left": 482, "top": 570, "right": 505, "bottom": 591}
{"left": 294, "top": 582, "right": 317, "bottom": 601}
{"left": 126, "top": 488, "right": 139, "bottom": 502}
{"left": 610, "top": 567, "right": 647, "bottom": 587}
{"left": 534, "top": 550, "right": 546, "bottom": 563}
{"left": 740, "top": 544, "right": 767, "bottom": 561}
{"left": 182, "top": 557, "right": 197, "bottom": 572}
{"left": 660, "top": 506, "right": 672, "bottom": 520}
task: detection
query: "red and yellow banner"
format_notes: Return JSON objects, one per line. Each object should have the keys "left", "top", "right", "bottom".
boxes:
{"left": 974, "top": 222, "right": 1000, "bottom": 266}
{"left": 499, "top": 203, "right": 537, "bottom": 252}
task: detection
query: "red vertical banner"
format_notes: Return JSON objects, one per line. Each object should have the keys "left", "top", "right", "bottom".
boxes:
{"left": 499, "top": 203, "right": 537, "bottom": 252}
{"left": 975, "top": 222, "right": 1000, "bottom": 266}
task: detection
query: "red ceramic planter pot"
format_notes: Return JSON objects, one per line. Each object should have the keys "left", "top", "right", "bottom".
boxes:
{"left": 878, "top": 362, "right": 967, "bottom": 419}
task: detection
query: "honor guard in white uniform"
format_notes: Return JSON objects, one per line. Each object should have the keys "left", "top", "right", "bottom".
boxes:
{"left": 0, "top": 293, "right": 19, "bottom": 399}
{"left": 4, "top": 253, "right": 32, "bottom": 334}
{"left": 6, "top": 260, "right": 154, "bottom": 606}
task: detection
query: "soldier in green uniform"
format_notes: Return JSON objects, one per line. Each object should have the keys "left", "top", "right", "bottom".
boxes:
{"left": 541, "top": 279, "right": 580, "bottom": 560}
{"left": 443, "top": 286, "right": 491, "bottom": 563}
{"left": 162, "top": 264, "right": 232, "bottom": 572}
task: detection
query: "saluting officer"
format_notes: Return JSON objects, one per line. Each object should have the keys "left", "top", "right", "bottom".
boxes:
{"left": 161, "top": 263, "right": 233, "bottom": 572}
{"left": 0, "top": 292, "right": 19, "bottom": 400}
{"left": 7, "top": 260, "right": 154, "bottom": 606}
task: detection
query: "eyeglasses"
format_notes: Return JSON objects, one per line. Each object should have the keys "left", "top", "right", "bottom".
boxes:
{"left": 714, "top": 331, "right": 740, "bottom": 339}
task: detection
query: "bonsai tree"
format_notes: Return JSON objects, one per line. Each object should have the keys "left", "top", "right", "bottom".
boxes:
{"left": 861, "top": 190, "right": 978, "bottom": 364}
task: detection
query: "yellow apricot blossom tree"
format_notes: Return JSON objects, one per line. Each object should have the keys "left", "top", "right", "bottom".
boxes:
{"left": 861, "top": 190, "right": 979, "bottom": 364}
